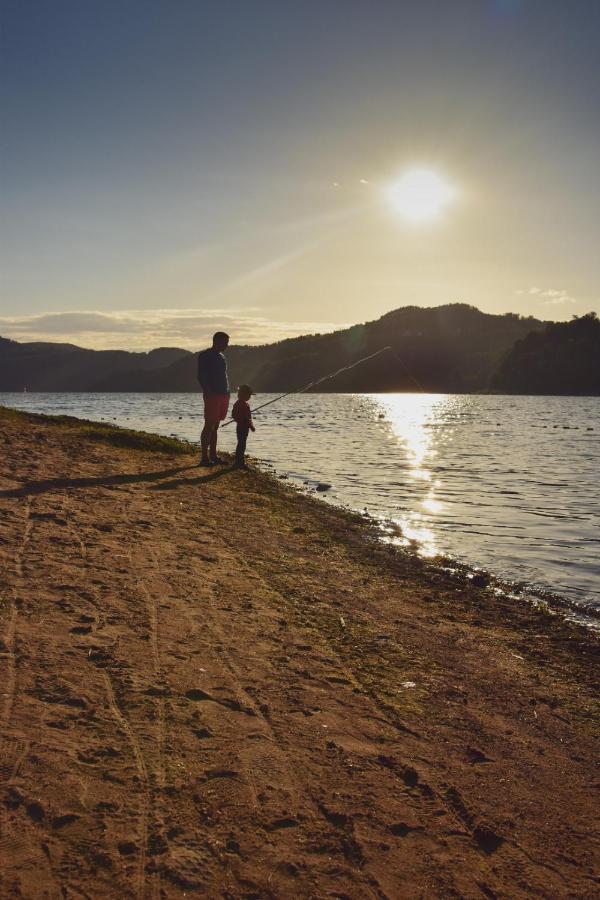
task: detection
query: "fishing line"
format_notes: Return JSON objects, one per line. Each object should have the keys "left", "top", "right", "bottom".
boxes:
{"left": 221, "top": 345, "right": 395, "bottom": 426}
{"left": 391, "top": 351, "right": 427, "bottom": 393}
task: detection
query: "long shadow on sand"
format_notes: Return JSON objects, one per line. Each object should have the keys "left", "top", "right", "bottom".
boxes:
{"left": 0, "top": 464, "right": 210, "bottom": 498}
{"left": 149, "top": 465, "right": 238, "bottom": 491}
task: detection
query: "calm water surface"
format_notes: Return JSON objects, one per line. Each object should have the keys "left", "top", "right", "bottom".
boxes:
{"left": 2, "top": 392, "right": 599, "bottom": 618}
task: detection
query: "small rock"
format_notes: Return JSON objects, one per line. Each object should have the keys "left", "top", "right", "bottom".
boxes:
{"left": 402, "top": 767, "right": 419, "bottom": 788}
{"left": 26, "top": 802, "right": 45, "bottom": 823}
{"left": 117, "top": 841, "right": 137, "bottom": 856}
{"left": 473, "top": 824, "right": 504, "bottom": 854}
{"left": 389, "top": 822, "right": 419, "bottom": 837}
{"left": 315, "top": 483, "right": 332, "bottom": 492}
{"left": 471, "top": 573, "right": 490, "bottom": 588}
{"left": 193, "top": 727, "right": 212, "bottom": 739}
{"left": 5, "top": 787, "right": 24, "bottom": 809}
{"left": 466, "top": 746, "right": 492, "bottom": 764}
{"left": 52, "top": 813, "right": 81, "bottom": 830}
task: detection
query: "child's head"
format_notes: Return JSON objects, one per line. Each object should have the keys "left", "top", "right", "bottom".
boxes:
{"left": 237, "top": 384, "right": 253, "bottom": 401}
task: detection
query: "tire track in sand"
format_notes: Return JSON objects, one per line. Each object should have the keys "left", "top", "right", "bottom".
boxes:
{"left": 0, "top": 498, "right": 33, "bottom": 897}
{"left": 192, "top": 566, "right": 387, "bottom": 896}
{"left": 101, "top": 671, "right": 150, "bottom": 900}
{"left": 138, "top": 575, "right": 165, "bottom": 900}
{"left": 127, "top": 538, "right": 164, "bottom": 900}
{"left": 48, "top": 489, "right": 159, "bottom": 898}
{"left": 138, "top": 579, "right": 166, "bottom": 785}
{"left": 2, "top": 496, "right": 32, "bottom": 727}
{"left": 72, "top": 494, "right": 160, "bottom": 900}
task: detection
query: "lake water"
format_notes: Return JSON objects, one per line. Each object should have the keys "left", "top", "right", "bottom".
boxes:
{"left": 2, "top": 392, "right": 599, "bottom": 622}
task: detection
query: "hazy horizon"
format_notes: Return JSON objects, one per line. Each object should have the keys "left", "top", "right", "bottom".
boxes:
{"left": 1, "top": 1, "right": 599, "bottom": 350}
{"left": 0, "top": 300, "right": 565, "bottom": 354}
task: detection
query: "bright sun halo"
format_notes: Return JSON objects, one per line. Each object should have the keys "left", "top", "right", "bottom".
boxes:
{"left": 388, "top": 169, "right": 456, "bottom": 224}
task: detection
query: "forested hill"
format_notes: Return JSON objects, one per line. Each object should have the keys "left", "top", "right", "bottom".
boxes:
{"left": 0, "top": 304, "right": 552, "bottom": 393}
{"left": 0, "top": 338, "right": 188, "bottom": 392}
{"left": 87, "top": 304, "right": 546, "bottom": 393}
{"left": 491, "top": 313, "right": 600, "bottom": 395}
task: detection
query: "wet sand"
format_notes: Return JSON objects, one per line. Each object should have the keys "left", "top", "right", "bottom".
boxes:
{"left": 0, "top": 406, "right": 598, "bottom": 899}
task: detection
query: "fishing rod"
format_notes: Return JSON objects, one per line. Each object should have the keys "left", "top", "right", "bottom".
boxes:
{"left": 221, "top": 345, "right": 394, "bottom": 426}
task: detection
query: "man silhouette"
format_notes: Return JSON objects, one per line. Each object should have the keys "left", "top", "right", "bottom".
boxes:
{"left": 197, "top": 331, "right": 230, "bottom": 466}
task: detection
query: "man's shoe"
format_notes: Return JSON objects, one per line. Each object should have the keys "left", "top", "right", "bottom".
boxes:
{"left": 210, "top": 457, "right": 226, "bottom": 465}
{"left": 199, "top": 459, "right": 211, "bottom": 468}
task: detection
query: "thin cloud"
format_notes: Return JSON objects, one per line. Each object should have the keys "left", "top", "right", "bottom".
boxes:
{"left": 516, "top": 287, "right": 576, "bottom": 305}
{"left": 0, "top": 308, "right": 343, "bottom": 351}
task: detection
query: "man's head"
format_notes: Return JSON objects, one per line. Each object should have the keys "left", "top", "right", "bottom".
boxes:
{"left": 237, "top": 384, "right": 253, "bottom": 401}
{"left": 212, "top": 331, "right": 230, "bottom": 352}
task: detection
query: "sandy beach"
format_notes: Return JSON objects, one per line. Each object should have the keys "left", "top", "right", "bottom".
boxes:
{"left": 0, "top": 406, "right": 598, "bottom": 899}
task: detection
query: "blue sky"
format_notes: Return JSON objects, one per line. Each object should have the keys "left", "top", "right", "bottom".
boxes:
{"left": 1, "top": 0, "right": 599, "bottom": 348}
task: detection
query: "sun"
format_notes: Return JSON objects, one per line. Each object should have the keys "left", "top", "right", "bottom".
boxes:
{"left": 387, "top": 168, "right": 456, "bottom": 224}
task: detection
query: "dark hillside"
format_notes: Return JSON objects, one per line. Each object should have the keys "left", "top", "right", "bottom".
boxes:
{"left": 0, "top": 338, "right": 190, "bottom": 391}
{"left": 491, "top": 313, "right": 600, "bottom": 395}
{"left": 1, "top": 304, "right": 550, "bottom": 393}
{"left": 90, "top": 304, "right": 545, "bottom": 394}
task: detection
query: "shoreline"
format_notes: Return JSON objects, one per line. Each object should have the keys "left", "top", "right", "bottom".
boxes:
{"left": 293, "top": 488, "right": 600, "bottom": 633}
{"left": 260, "top": 450, "right": 600, "bottom": 634}
{"left": 2, "top": 397, "right": 598, "bottom": 627}
{"left": 1, "top": 405, "right": 598, "bottom": 897}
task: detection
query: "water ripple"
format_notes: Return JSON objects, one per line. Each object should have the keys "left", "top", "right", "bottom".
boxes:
{"left": 1, "top": 391, "right": 598, "bottom": 611}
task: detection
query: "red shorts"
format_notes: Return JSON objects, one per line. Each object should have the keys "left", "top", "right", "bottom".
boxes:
{"left": 203, "top": 393, "right": 229, "bottom": 423}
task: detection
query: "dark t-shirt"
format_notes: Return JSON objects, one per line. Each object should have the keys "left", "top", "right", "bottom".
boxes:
{"left": 232, "top": 399, "right": 252, "bottom": 427}
{"left": 197, "top": 348, "right": 229, "bottom": 395}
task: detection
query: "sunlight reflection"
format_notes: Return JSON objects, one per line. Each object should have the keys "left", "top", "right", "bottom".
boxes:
{"left": 395, "top": 518, "right": 438, "bottom": 557}
{"left": 373, "top": 393, "right": 447, "bottom": 558}
{"left": 375, "top": 393, "right": 442, "bottom": 477}
{"left": 422, "top": 496, "right": 443, "bottom": 514}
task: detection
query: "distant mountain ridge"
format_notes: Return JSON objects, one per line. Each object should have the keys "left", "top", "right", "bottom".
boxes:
{"left": 0, "top": 337, "right": 188, "bottom": 392}
{"left": 2, "top": 303, "right": 597, "bottom": 394}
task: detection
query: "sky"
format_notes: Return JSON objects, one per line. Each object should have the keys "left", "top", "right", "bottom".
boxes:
{"left": 1, "top": 0, "right": 599, "bottom": 350}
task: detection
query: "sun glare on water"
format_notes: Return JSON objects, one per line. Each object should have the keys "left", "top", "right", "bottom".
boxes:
{"left": 387, "top": 168, "right": 456, "bottom": 224}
